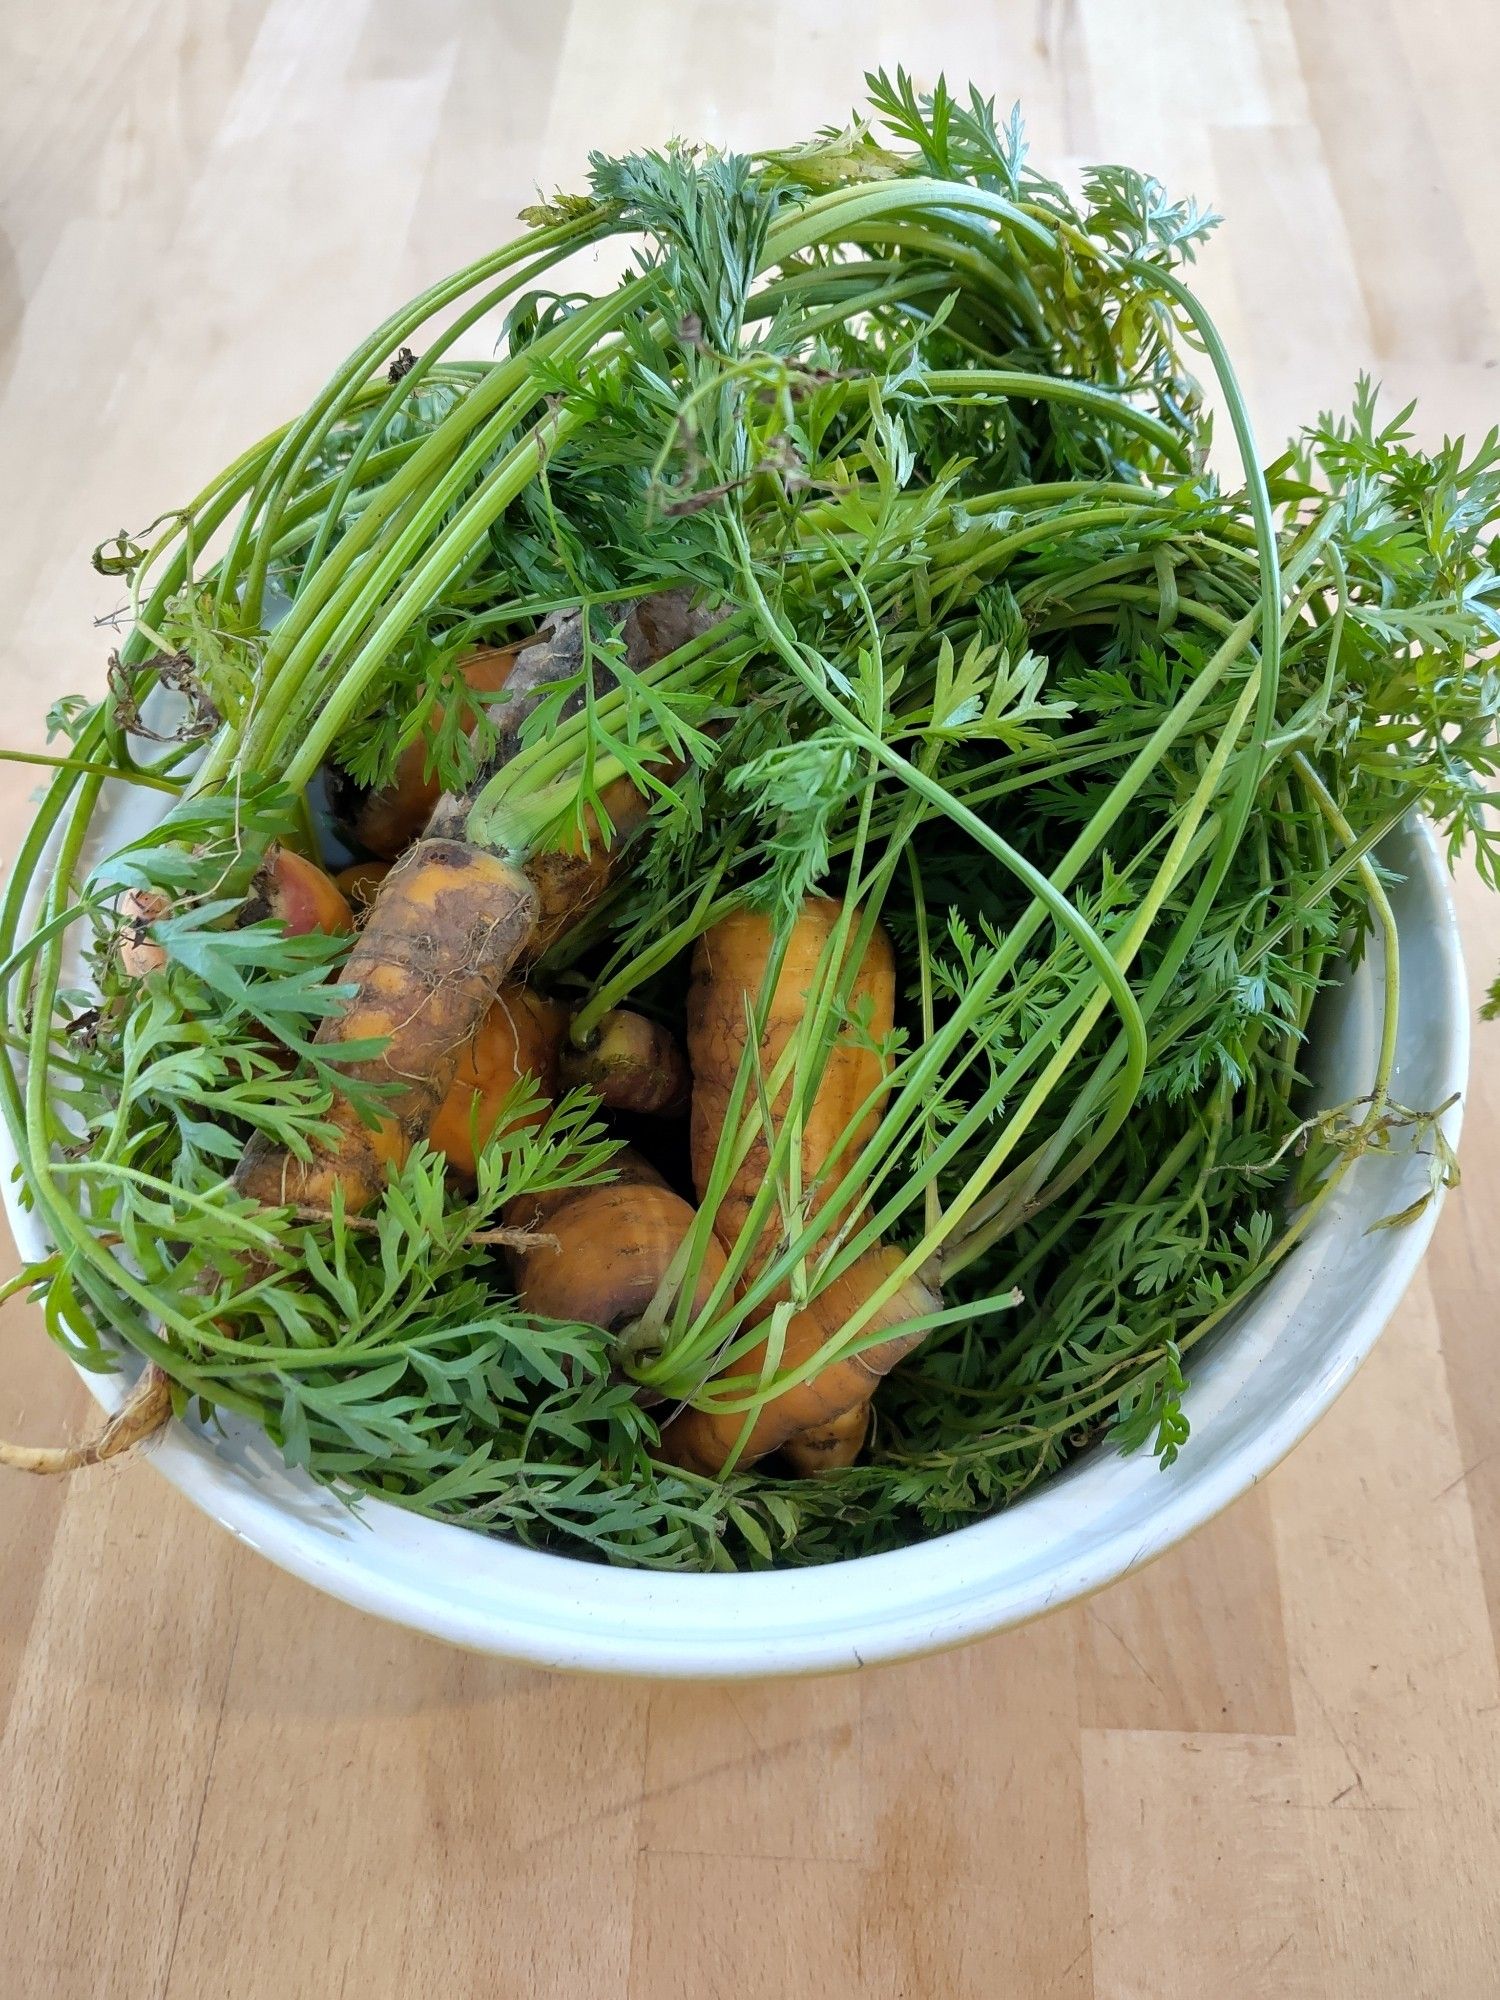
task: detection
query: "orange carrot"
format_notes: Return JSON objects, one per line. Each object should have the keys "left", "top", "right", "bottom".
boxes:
{"left": 119, "top": 846, "right": 350, "bottom": 979}
{"left": 686, "top": 900, "right": 893, "bottom": 1267}
{"left": 661, "top": 897, "right": 935, "bottom": 1477}
{"left": 234, "top": 838, "right": 537, "bottom": 1212}
{"left": 779, "top": 1401, "right": 870, "bottom": 1475}
{"left": 511, "top": 1149, "right": 726, "bottom": 1335}
{"left": 429, "top": 985, "right": 568, "bottom": 1183}
{"left": 520, "top": 770, "right": 672, "bottom": 964}
{"left": 658, "top": 1245, "right": 935, "bottom": 1476}
{"left": 333, "top": 858, "right": 392, "bottom": 910}
{"left": 233, "top": 590, "right": 712, "bottom": 1221}
{"left": 244, "top": 845, "right": 352, "bottom": 937}
{"left": 558, "top": 1008, "right": 690, "bottom": 1116}
{"left": 334, "top": 643, "right": 522, "bottom": 859}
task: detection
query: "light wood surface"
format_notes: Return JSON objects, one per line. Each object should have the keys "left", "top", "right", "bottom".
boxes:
{"left": 4, "top": 7, "right": 1500, "bottom": 1995}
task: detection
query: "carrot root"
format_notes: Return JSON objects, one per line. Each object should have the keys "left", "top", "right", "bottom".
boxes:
{"left": 512, "top": 1149, "right": 726, "bottom": 1337}
{"left": 429, "top": 984, "right": 568, "bottom": 1183}
{"left": 0, "top": 1364, "right": 172, "bottom": 1475}
{"left": 559, "top": 1009, "right": 690, "bottom": 1116}
{"left": 687, "top": 900, "right": 894, "bottom": 1261}
{"left": 332, "top": 858, "right": 393, "bottom": 911}
{"left": 667, "top": 898, "right": 937, "bottom": 1479}
{"left": 657, "top": 1244, "right": 937, "bottom": 1476}
{"left": 235, "top": 837, "right": 536, "bottom": 1213}
{"left": 243, "top": 845, "right": 352, "bottom": 937}
{"left": 332, "top": 642, "right": 523, "bottom": 859}
{"left": 120, "top": 847, "right": 351, "bottom": 984}
{"left": 779, "top": 1401, "right": 870, "bottom": 1475}
{"left": 117, "top": 889, "right": 170, "bottom": 976}
{"left": 520, "top": 772, "right": 667, "bottom": 963}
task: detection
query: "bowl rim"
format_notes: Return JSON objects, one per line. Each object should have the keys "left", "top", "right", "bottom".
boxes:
{"left": 0, "top": 817, "right": 1469, "bottom": 1677}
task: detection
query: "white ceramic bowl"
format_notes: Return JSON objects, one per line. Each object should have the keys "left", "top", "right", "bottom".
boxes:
{"left": 0, "top": 797, "right": 1468, "bottom": 1676}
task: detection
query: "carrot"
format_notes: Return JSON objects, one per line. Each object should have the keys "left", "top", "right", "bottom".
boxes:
{"left": 499, "top": 590, "right": 714, "bottom": 962}
{"left": 234, "top": 837, "right": 537, "bottom": 1212}
{"left": 118, "top": 846, "right": 350, "bottom": 979}
{"left": 429, "top": 985, "right": 568, "bottom": 1183}
{"left": 520, "top": 769, "right": 671, "bottom": 964}
{"left": 431, "top": 992, "right": 689, "bottom": 1186}
{"left": 779, "top": 1401, "right": 869, "bottom": 1475}
{"left": 660, "top": 897, "right": 937, "bottom": 1476}
{"left": 558, "top": 1008, "right": 690, "bottom": 1116}
{"left": 330, "top": 643, "right": 521, "bottom": 858}
{"left": 511, "top": 1148, "right": 726, "bottom": 1335}
{"left": 231, "top": 590, "right": 710, "bottom": 1221}
{"left": 686, "top": 900, "right": 893, "bottom": 1265}
{"left": 117, "top": 888, "right": 170, "bottom": 976}
{"left": 333, "top": 858, "right": 392, "bottom": 910}
{"left": 243, "top": 844, "right": 352, "bottom": 937}
{"left": 658, "top": 1245, "right": 936, "bottom": 1476}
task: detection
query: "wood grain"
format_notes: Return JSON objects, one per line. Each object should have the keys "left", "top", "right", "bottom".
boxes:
{"left": 2, "top": 6, "right": 1498, "bottom": 1994}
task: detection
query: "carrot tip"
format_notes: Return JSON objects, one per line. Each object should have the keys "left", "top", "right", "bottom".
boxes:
{"left": 0, "top": 1364, "right": 172, "bottom": 1476}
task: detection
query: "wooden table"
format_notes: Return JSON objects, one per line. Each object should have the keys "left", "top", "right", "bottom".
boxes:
{"left": 4, "top": 7, "right": 1499, "bottom": 1994}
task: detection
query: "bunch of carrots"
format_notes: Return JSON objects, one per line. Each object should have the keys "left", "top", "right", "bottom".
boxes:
{"left": 0, "top": 75, "right": 1494, "bottom": 1569}
{"left": 33, "top": 622, "right": 935, "bottom": 1481}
